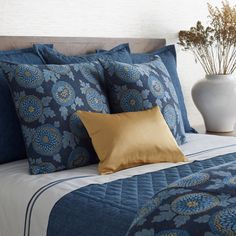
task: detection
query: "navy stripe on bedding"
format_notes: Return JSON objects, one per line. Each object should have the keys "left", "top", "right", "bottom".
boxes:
{"left": 24, "top": 175, "right": 93, "bottom": 236}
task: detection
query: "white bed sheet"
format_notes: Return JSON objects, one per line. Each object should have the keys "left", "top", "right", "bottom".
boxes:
{"left": 1, "top": 133, "right": 236, "bottom": 236}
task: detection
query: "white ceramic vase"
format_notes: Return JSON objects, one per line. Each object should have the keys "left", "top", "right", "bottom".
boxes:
{"left": 192, "top": 74, "right": 236, "bottom": 132}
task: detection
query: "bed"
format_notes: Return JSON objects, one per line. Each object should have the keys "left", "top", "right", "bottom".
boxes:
{"left": 1, "top": 36, "right": 236, "bottom": 236}
{"left": 1, "top": 134, "right": 236, "bottom": 236}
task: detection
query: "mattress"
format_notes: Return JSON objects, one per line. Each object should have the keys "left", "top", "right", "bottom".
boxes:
{"left": 1, "top": 133, "right": 236, "bottom": 236}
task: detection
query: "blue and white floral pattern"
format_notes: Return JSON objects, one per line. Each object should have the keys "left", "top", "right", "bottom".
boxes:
{"left": 3, "top": 62, "right": 110, "bottom": 174}
{"left": 30, "top": 161, "right": 57, "bottom": 175}
{"left": 86, "top": 87, "right": 108, "bottom": 112}
{"left": 102, "top": 58, "right": 186, "bottom": 145}
{"left": 32, "top": 124, "right": 62, "bottom": 156}
{"left": 15, "top": 65, "right": 44, "bottom": 88}
{"left": 47, "top": 64, "right": 71, "bottom": 75}
{"left": 114, "top": 63, "right": 140, "bottom": 83}
{"left": 52, "top": 81, "right": 75, "bottom": 107}
{"left": 163, "top": 104, "right": 177, "bottom": 130}
{"left": 148, "top": 76, "right": 165, "bottom": 99}
{"left": 120, "top": 89, "right": 143, "bottom": 112}
{"left": 165, "top": 80, "right": 179, "bottom": 103}
{"left": 171, "top": 173, "right": 210, "bottom": 188}
{"left": 127, "top": 161, "right": 236, "bottom": 236}
{"left": 209, "top": 207, "right": 236, "bottom": 235}
{"left": 19, "top": 95, "right": 43, "bottom": 122}
{"left": 171, "top": 193, "right": 219, "bottom": 216}
{"left": 76, "top": 63, "right": 100, "bottom": 85}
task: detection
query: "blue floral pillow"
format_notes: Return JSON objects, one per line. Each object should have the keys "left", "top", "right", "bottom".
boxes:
{"left": 131, "top": 45, "right": 197, "bottom": 134}
{"left": 0, "top": 44, "right": 53, "bottom": 165}
{"left": 2, "top": 62, "right": 110, "bottom": 174}
{"left": 101, "top": 58, "right": 186, "bottom": 145}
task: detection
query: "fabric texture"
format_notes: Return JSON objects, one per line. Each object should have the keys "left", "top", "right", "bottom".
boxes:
{"left": 131, "top": 45, "right": 196, "bottom": 134}
{"left": 101, "top": 58, "right": 186, "bottom": 145}
{"left": 0, "top": 45, "right": 52, "bottom": 164}
{"left": 2, "top": 62, "right": 110, "bottom": 174}
{"left": 34, "top": 43, "right": 132, "bottom": 92}
{"left": 47, "top": 152, "right": 236, "bottom": 236}
{"left": 34, "top": 43, "right": 132, "bottom": 65}
{"left": 127, "top": 160, "right": 236, "bottom": 236}
{"left": 79, "top": 107, "right": 186, "bottom": 174}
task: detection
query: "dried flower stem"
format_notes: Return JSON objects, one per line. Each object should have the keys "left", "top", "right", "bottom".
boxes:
{"left": 178, "top": 1, "right": 236, "bottom": 75}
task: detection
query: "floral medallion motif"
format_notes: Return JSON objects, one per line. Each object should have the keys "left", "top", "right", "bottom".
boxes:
{"left": 163, "top": 104, "right": 177, "bottom": 129}
{"left": 209, "top": 207, "right": 236, "bottom": 236}
{"left": 148, "top": 76, "right": 165, "bottom": 98}
{"left": 86, "top": 87, "right": 104, "bottom": 112}
{"left": 32, "top": 124, "right": 62, "bottom": 156}
{"left": 52, "top": 81, "right": 75, "bottom": 106}
{"left": 19, "top": 95, "right": 43, "bottom": 122}
{"left": 171, "top": 173, "right": 210, "bottom": 188}
{"left": 67, "top": 147, "right": 90, "bottom": 168}
{"left": 15, "top": 65, "right": 44, "bottom": 88}
{"left": 120, "top": 89, "right": 143, "bottom": 112}
{"left": 115, "top": 63, "right": 140, "bottom": 83}
{"left": 171, "top": 193, "right": 219, "bottom": 216}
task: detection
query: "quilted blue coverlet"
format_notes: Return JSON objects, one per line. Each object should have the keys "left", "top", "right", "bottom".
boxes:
{"left": 127, "top": 159, "right": 236, "bottom": 236}
{"left": 45, "top": 152, "right": 236, "bottom": 236}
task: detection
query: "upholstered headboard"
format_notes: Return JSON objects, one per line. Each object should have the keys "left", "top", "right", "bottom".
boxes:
{"left": 0, "top": 36, "right": 166, "bottom": 55}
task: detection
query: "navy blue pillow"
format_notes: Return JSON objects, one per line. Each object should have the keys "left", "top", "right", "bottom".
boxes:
{"left": 0, "top": 45, "right": 53, "bottom": 164}
{"left": 131, "top": 45, "right": 196, "bottom": 133}
{"left": 34, "top": 43, "right": 132, "bottom": 65}
{"left": 101, "top": 58, "right": 186, "bottom": 145}
{"left": 2, "top": 62, "right": 110, "bottom": 174}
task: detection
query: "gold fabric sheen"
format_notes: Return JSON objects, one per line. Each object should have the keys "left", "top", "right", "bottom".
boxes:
{"left": 78, "top": 107, "right": 187, "bottom": 174}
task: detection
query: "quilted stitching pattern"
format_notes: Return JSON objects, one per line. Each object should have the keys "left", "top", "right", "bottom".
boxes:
{"left": 47, "top": 154, "right": 236, "bottom": 236}
{"left": 77, "top": 154, "right": 236, "bottom": 208}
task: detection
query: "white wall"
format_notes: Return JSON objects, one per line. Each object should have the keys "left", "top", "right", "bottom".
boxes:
{"left": 0, "top": 0, "right": 234, "bottom": 127}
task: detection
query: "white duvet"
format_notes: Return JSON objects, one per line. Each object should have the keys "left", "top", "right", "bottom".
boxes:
{"left": 1, "top": 133, "right": 236, "bottom": 236}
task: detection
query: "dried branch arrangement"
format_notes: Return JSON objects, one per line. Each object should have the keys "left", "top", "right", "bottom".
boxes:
{"left": 179, "top": 1, "right": 236, "bottom": 75}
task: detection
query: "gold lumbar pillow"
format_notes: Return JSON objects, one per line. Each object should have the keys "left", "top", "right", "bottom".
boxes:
{"left": 78, "top": 107, "right": 187, "bottom": 174}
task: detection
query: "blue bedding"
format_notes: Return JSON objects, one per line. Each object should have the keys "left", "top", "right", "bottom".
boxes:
{"left": 127, "top": 158, "right": 236, "bottom": 236}
{"left": 45, "top": 152, "right": 236, "bottom": 236}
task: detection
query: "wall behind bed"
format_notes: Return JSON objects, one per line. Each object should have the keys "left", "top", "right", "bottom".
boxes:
{"left": 0, "top": 0, "right": 235, "bottom": 128}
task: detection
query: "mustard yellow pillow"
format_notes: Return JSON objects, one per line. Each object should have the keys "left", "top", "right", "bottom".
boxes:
{"left": 78, "top": 107, "right": 187, "bottom": 174}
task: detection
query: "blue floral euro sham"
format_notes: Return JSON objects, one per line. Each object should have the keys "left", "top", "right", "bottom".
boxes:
{"left": 131, "top": 45, "right": 197, "bottom": 134}
{"left": 97, "top": 44, "right": 196, "bottom": 133}
{"left": 2, "top": 62, "right": 110, "bottom": 174}
{"left": 127, "top": 160, "right": 236, "bottom": 236}
{"left": 102, "top": 58, "right": 186, "bottom": 145}
{"left": 0, "top": 44, "right": 53, "bottom": 165}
